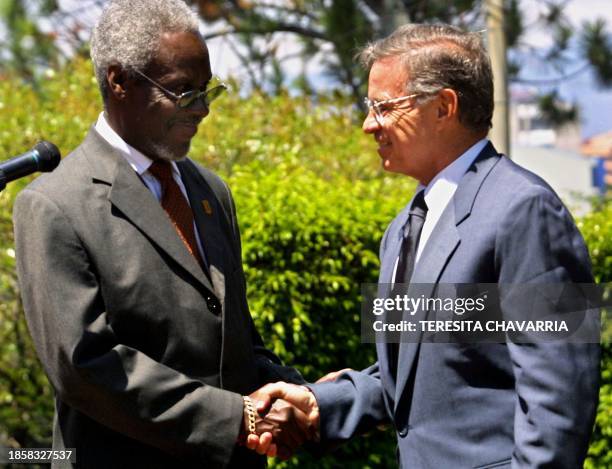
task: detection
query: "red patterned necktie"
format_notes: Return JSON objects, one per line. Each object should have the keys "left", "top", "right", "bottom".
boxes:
{"left": 148, "top": 160, "right": 204, "bottom": 268}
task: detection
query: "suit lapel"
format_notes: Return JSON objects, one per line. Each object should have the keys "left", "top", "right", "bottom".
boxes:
{"left": 393, "top": 202, "right": 460, "bottom": 411}
{"left": 393, "top": 143, "right": 501, "bottom": 414}
{"left": 376, "top": 205, "right": 411, "bottom": 398}
{"left": 379, "top": 207, "right": 410, "bottom": 285}
{"left": 81, "top": 128, "right": 217, "bottom": 295}
{"left": 177, "top": 160, "right": 237, "bottom": 303}
{"left": 453, "top": 142, "right": 501, "bottom": 226}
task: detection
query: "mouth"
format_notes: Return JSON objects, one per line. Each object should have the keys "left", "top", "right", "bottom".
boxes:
{"left": 172, "top": 119, "right": 201, "bottom": 138}
{"left": 375, "top": 135, "right": 392, "bottom": 154}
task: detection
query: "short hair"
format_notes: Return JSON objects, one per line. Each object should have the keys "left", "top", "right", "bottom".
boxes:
{"left": 90, "top": 0, "right": 199, "bottom": 102}
{"left": 358, "top": 24, "right": 493, "bottom": 133}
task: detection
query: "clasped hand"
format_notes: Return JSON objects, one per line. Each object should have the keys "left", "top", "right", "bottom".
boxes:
{"left": 242, "top": 382, "right": 320, "bottom": 460}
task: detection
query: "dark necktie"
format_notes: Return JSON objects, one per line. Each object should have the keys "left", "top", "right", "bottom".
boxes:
{"left": 394, "top": 190, "right": 428, "bottom": 284}
{"left": 389, "top": 190, "right": 428, "bottom": 380}
{"left": 148, "top": 160, "right": 204, "bottom": 268}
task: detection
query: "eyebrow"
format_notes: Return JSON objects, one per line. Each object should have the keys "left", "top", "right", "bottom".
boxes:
{"left": 368, "top": 93, "right": 396, "bottom": 102}
{"left": 157, "top": 69, "right": 211, "bottom": 84}
{"left": 159, "top": 76, "right": 211, "bottom": 92}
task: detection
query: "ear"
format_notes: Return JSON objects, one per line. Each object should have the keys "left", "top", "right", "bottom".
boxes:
{"left": 435, "top": 88, "right": 460, "bottom": 123}
{"left": 106, "top": 64, "right": 131, "bottom": 100}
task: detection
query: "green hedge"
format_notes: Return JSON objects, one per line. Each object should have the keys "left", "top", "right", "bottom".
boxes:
{"left": 579, "top": 204, "right": 612, "bottom": 469}
{"left": 0, "top": 58, "right": 610, "bottom": 468}
{"left": 231, "top": 163, "right": 407, "bottom": 467}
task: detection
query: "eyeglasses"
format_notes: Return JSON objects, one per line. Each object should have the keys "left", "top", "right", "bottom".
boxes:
{"left": 363, "top": 93, "right": 421, "bottom": 125}
{"left": 134, "top": 69, "right": 228, "bottom": 109}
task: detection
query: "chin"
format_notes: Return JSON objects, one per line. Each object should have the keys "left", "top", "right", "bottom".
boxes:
{"left": 382, "top": 159, "right": 403, "bottom": 174}
{"left": 149, "top": 142, "right": 189, "bottom": 162}
{"left": 383, "top": 160, "right": 422, "bottom": 181}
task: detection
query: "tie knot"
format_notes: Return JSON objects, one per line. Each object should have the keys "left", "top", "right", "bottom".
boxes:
{"left": 149, "top": 160, "right": 173, "bottom": 183}
{"left": 410, "top": 190, "right": 428, "bottom": 218}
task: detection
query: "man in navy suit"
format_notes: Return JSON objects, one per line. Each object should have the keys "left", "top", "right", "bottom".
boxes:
{"left": 256, "top": 24, "right": 600, "bottom": 468}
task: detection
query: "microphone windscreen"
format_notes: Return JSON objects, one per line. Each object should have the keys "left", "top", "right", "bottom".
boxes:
{"left": 34, "top": 141, "right": 61, "bottom": 172}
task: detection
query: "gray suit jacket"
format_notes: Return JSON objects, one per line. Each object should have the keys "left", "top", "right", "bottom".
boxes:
{"left": 13, "top": 129, "right": 304, "bottom": 468}
{"left": 311, "top": 143, "right": 600, "bottom": 468}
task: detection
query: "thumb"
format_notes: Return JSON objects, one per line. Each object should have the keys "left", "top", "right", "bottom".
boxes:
{"left": 316, "top": 368, "right": 352, "bottom": 383}
{"left": 250, "top": 382, "right": 290, "bottom": 415}
{"left": 255, "top": 398, "right": 271, "bottom": 415}
{"left": 263, "top": 383, "right": 316, "bottom": 416}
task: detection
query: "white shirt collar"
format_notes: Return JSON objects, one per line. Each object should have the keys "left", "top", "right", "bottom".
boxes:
{"left": 420, "top": 138, "right": 489, "bottom": 215}
{"left": 407, "top": 138, "right": 489, "bottom": 265}
{"left": 94, "top": 112, "right": 180, "bottom": 177}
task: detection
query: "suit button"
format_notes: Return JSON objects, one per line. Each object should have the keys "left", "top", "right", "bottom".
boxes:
{"left": 398, "top": 428, "right": 408, "bottom": 438}
{"left": 207, "top": 298, "right": 220, "bottom": 313}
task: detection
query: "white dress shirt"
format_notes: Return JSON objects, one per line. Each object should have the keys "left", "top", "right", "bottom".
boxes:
{"left": 94, "top": 112, "right": 207, "bottom": 263}
{"left": 393, "top": 138, "right": 489, "bottom": 282}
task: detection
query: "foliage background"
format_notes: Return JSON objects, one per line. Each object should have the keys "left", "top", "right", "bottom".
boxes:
{"left": 0, "top": 58, "right": 609, "bottom": 467}
{"left": 3, "top": 0, "right": 612, "bottom": 127}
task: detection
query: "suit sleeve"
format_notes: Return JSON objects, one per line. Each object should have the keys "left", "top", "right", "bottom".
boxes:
{"left": 309, "top": 363, "right": 388, "bottom": 444}
{"left": 222, "top": 181, "right": 305, "bottom": 386}
{"left": 495, "top": 188, "right": 600, "bottom": 469}
{"left": 13, "top": 188, "right": 244, "bottom": 467}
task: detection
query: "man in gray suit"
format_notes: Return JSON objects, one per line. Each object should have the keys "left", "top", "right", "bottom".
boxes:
{"left": 13, "top": 0, "right": 312, "bottom": 467}
{"left": 256, "top": 24, "right": 601, "bottom": 468}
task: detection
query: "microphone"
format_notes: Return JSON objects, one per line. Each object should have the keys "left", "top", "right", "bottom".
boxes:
{"left": 0, "top": 141, "right": 61, "bottom": 191}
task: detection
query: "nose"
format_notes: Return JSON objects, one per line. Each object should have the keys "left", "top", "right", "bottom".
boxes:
{"left": 185, "top": 98, "right": 209, "bottom": 120}
{"left": 362, "top": 109, "right": 380, "bottom": 134}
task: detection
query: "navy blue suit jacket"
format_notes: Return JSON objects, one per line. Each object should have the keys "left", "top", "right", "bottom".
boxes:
{"left": 311, "top": 143, "right": 600, "bottom": 468}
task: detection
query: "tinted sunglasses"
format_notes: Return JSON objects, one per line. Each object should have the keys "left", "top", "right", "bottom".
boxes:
{"left": 134, "top": 69, "right": 228, "bottom": 109}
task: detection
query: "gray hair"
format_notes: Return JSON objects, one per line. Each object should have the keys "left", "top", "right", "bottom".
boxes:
{"left": 358, "top": 24, "right": 493, "bottom": 133}
{"left": 90, "top": 0, "right": 199, "bottom": 102}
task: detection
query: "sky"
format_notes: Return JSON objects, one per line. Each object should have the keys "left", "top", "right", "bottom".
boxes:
{"left": 513, "top": 0, "right": 612, "bottom": 139}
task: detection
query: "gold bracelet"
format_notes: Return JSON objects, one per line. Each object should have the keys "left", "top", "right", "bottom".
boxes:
{"left": 242, "top": 396, "right": 257, "bottom": 435}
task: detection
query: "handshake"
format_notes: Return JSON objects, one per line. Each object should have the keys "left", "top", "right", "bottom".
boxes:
{"left": 239, "top": 369, "right": 350, "bottom": 460}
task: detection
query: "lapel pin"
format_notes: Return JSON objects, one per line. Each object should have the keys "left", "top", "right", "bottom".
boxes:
{"left": 202, "top": 199, "right": 213, "bottom": 215}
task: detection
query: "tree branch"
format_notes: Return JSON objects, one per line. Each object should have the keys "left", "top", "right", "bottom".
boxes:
{"left": 251, "top": 2, "right": 319, "bottom": 22}
{"left": 511, "top": 61, "right": 591, "bottom": 85}
{"left": 203, "top": 24, "right": 328, "bottom": 42}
